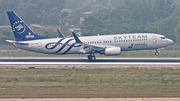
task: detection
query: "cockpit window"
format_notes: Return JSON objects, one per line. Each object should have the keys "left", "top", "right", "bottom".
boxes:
{"left": 161, "top": 37, "right": 166, "bottom": 39}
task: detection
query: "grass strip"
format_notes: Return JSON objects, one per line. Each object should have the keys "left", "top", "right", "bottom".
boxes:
{"left": 0, "top": 67, "right": 180, "bottom": 98}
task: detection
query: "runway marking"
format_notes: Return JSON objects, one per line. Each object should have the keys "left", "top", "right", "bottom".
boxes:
{"left": 129, "top": 98, "right": 145, "bottom": 101}
{"left": 0, "top": 62, "right": 179, "bottom": 65}
{"left": 0, "top": 58, "right": 179, "bottom": 65}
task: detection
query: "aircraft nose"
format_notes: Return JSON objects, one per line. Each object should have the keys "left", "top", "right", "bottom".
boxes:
{"left": 167, "top": 38, "right": 173, "bottom": 45}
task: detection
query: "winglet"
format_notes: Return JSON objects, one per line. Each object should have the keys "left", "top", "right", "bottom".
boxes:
{"left": 57, "top": 29, "right": 65, "bottom": 38}
{"left": 72, "top": 32, "right": 82, "bottom": 43}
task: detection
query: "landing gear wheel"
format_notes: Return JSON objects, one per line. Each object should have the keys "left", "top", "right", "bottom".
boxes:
{"left": 87, "top": 54, "right": 96, "bottom": 61}
{"left": 155, "top": 52, "right": 159, "bottom": 56}
{"left": 88, "top": 55, "right": 92, "bottom": 60}
{"left": 91, "top": 56, "right": 96, "bottom": 61}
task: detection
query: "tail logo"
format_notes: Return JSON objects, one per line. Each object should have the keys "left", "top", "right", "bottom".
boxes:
{"left": 13, "top": 21, "right": 26, "bottom": 34}
{"left": 26, "top": 32, "right": 34, "bottom": 39}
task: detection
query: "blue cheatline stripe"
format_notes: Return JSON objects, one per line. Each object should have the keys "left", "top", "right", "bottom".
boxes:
{"left": 53, "top": 39, "right": 74, "bottom": 53}
{"left": 62, "top": 43, "right": 76, "bottom": 54}
{"left": 62, "top": 43, "right": 82, "bottom": 54}
{"left": 45, "top": 38, "right": 65, "bottom": 50}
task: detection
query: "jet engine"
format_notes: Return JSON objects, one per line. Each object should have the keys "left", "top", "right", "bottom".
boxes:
{"left": 104, "top": 47, "right": 121, "bottom": 56}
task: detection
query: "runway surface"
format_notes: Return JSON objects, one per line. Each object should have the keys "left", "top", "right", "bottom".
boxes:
{"left": 0, "top": 58, "right": 179, "bottom": 65}
{"left": 0, "top": 98, "right": 180, "bottom": 101}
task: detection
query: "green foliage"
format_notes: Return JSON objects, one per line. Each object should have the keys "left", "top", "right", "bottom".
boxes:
{"left": 67, "top": 2, "right": 109, "bottom": 26}
{"left": 0, "top": 0, "right": 66, "bottom": 25}
{"left": 153, "top": 0, "right": 175, "bottom": 19}
{"left": 0, "top": 28, "right": 14, "bottom": 42}
{"left": 119, "top": 0, "right": 155, "bottom": 25}
{"left": 67, "top": 5, "right": 92, "bottom": 26}
{"left": 1, "top": 0, "right": 180, "bottom": 46}
{"left": 146, "top": 17, "right": 178, "bottom": 42}
{"left": 80, "top": 0, "right": 180, "bottom": 44}
{"left": 0, "top": 28, "right": 59, "bottom": 43}
{"left": 174, "top": 18, "right": 180, "bottom": 44}
{"left": 34, "top": 29, "right": 59, "bottom": 38}
{"left": 81, "top": 9, "right": 144, "bottom": 36}
{"left": 65, "top": 0, "right": 92, "bottom": 9}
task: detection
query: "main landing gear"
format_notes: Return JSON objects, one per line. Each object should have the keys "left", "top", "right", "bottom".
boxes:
{"left": 88, "top": 53, "right": 96, "bottom": 61}
{"left": 155, "top": 49, "right": 159, "bottom": 56}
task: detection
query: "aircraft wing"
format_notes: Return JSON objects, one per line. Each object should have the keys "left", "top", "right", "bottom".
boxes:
{"left": 72, "top": 32, "right": 106, "bottom": 54}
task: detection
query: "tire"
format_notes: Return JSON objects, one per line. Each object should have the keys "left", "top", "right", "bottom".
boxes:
{"left": 88, "top": 55, "right": 96, "bottom": 61}
{"left": 155, "top": 52, "right": 159, "bottom": 56}
{"left": 88, "top": 55, "right": 92, "bottom": 60}
{"left": 91, "top": 56, "right": 96, "bottom": 61}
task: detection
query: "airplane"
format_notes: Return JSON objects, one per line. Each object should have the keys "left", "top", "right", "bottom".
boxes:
{"left": 6, "top": 11, "right": 173, "bottom": 61}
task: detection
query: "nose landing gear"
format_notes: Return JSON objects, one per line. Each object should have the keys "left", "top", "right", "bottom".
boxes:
{"left": 155, "top": 49, "right": 159, "bottom": 56}
{"left": 88, "top": 53, "right": 96, "bottom": 61}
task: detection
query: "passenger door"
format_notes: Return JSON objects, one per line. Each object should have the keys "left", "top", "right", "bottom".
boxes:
{"left": 152, "top": 35, "right": 157, "bottom": 44}
{"left": 38, "top": 43, "right": 42, "bottom": 51}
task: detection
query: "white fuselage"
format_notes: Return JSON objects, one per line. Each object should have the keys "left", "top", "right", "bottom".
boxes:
{"left": 14, "top": 33, "right": 173, "bottom": 55}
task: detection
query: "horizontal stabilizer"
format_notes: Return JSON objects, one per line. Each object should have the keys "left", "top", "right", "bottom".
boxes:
{"left": 6, "top": 40, "right": 28, "bottom": 45}
{"left": 6, "top": 40, "right": 16, "bottom": 43}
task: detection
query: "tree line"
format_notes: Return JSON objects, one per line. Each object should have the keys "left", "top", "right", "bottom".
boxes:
{"left": 1, "top": 0, "right": 180, "bottom": 46}
{"left": 81, "top": 0, "right": 180, "bottom": 45}
{"left": 0, "top": 0, "right": 65, "bottom": 25}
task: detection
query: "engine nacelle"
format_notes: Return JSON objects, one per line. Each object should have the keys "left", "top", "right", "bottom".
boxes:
{"left": 104, "top": 47, "right": 121, "bottom": 56}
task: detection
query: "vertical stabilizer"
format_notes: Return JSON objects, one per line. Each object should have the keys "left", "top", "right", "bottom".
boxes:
{"left": 7, "top": 11, "right": 48, "bottom": 41}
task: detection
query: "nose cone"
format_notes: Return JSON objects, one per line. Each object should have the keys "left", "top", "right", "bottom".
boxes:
{"left": 167, "top": 38, "right": 173, "bottom": 45}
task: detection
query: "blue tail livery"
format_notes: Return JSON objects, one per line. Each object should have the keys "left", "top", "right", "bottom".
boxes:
{"left": 7, "top": 11, "right": 48, "bottom": 41}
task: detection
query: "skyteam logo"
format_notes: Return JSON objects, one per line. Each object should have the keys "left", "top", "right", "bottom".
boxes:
{"left": 45, "top": 38, "right": 81, "bottom": 54}
{"left": 13, "top": 21, "right": 26, "bottom": 34}
{"left": 128, "top": 44, "right": 133, "bottom": 48}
